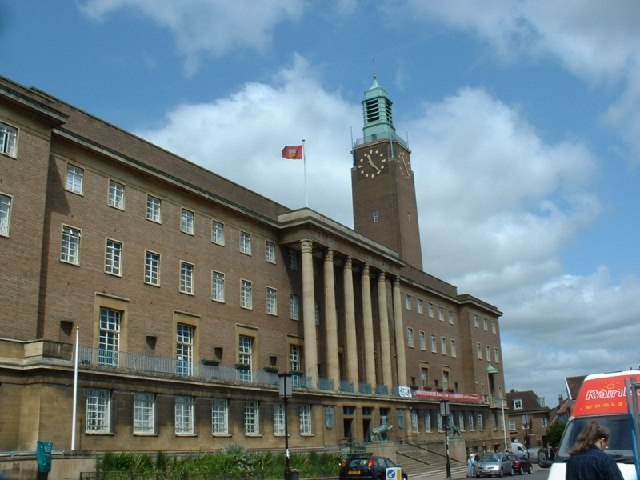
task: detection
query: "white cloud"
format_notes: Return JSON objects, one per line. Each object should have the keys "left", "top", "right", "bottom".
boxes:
{"left": 78, "top": 0, "right": 304, "bottom": 75}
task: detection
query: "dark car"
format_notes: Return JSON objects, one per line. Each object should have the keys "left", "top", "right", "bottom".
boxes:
{"left": 339, "top": 455, "right": 408, "bottom": 480}
{"left": 509, "top": 454, "right": 532, "bottom": 475}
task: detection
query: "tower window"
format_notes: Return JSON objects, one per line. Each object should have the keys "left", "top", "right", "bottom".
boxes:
{"left": 372, "top": 210, "right": 379, "bottom": 222}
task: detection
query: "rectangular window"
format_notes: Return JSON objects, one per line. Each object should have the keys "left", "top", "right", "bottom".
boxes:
{"left": 273, "top": 403, "right": 286, "bottom": 435}
{"left": 441, "top": 336, "right": 447, "bottom": 355}
{"left": 397, "top": 410, "right": 405, "bottom": 430}
{"left": 0, "top": 123, "right": 17, "bottom": 157}
{"left": 98, "top": 308, "right": 120, "bottom": 366}
{"left": 240, "top": 231, "right": 251, "bottom": 254}
{"left": 442, "top": 371, "right": 450, "bottom": 390}
{"left": 438, "top": 306, "right": 444, "bottom": 321}
{"left": 425, "top": 411, "right": 432, "bottom": 432}
{"left": 450, "top": 339, "right": 457, "bottom": 357}
{"left": 86, "top": 389, "right": 110, "bottom": 433}
{"left": 0, "top": 193, "right": 11, "bottom": 237}
{"left": 212, "top": 271, "right": 225, "bottom": 302}
{"left": 513, "top": 399, "right": 523, "bottom": 410}
{"left": 299, "top": 405, "right": 312, "bottom": 434}
{"left": 421, "top": 368, "right": 429, "bottom": 388}
{"left": 486, "top": 345, "right": 491, "bottom": 360}
{"left": 483, "top": 317, "right": 488, "bottom": 330}
{"left": 144, "top": 251, "right": 160, "bottom": 285}
{"left": 494, "top": 347, "right": 500, "bottom": 363}
{"left": 175, "top": 396, "right": 195, "bottom": 434}
{"left": 417, "top": 299, "right": 423, "bottom": 314}
{"left": 146, "top": 195, "right": 161, "bottom": 223}
{"left": 458, "top": 412, "right": 465, "bottom": 431}
{"left": 289, "top": 344, "right": 302, "bottom": 373}
{"left": 492, "top": 321, "right": 497, "bottom": 334}
{"left": 211, "top": 398, "right": 229, "bottom": 435}
{"left": 66, "top": 164, "right": 84, "bottom": 194}
{"left": 133, "top": 393, "right": 155, "bottom": 434}
{"left": 180, "top": 261, "right": 194, "bottom": 294}
{"left": 290, "top": 295, "right": 300, "bottom": 320}
{"left": 244, "top": 401, "right": 260, "bottom": 435}
{"left": 476, "top": 342, "right": 482, "bottom": 359}
{"left": 107, "top": 180, "right": 125, "bottom": 209}
{"left": 181, "top": 208, "right": 194, "bottom": 235}
{"left": 288, "top": 250, "right": 298, "bottom": 270}
{"left": 509, "top": 419, "right": 516, "bottom": 431}
{"left": 176, "top": 323, "right": 194, "bottom": 376}
{"left": 431, "top": 334, "right": 437, "bottom": 353}
{"left": 406, "top": 327, "right": 414, "bottom": 348}
{"left": 428, "top": 303, "right": 434, "bottom": 318}
{"left": 266, "top": 287, "right": 277, "bottom": 315}
{"left": 238, "top": 335, "right": 253, "bottom": 382}
{"left": 448, "top": 310, "right": 454, "bottom": 324}
{"left": 477, "top": 413, "right": 484, "bottom": 431}
{"left": 404, "top": 294, "right": 411, "bottom": 310}
{"left": 105, "top": 239, "right": 122, "bottom": 276}
{"left": 325, "top": 406, "right": 335, "bottom": 429}
{"left": 241, "top": 279, "right": 252, "bottom": 309}
{"left": 474, "top": 314, "right": 479, "bottom": 328}
{"left": 542, "top": 418, "right": 548, "bottom": 428}
{"left": 265, "top": 240, "right": 276, "bottom": 263}
{"left": 419, "top": 331, "right": 426, "bottom": 350}
{"left": 468, "top": 413, "right": 475, "bottom": 431}
{"left": 411, "top": 410, "right": 419, "bottom": 433}
{"left": 211, "top": 220, "right": 225, "bottom": 245}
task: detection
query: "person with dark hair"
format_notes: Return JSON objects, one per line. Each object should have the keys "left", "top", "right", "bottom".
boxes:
{"left": 566, "top": 421, "right": 623, "bottom": 479}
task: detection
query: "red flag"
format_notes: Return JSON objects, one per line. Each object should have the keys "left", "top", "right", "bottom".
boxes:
{"left": 281, "top": 145, "right": 303, "bottom": 160}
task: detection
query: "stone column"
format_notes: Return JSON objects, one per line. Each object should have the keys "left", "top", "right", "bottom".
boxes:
{"left": 301, "top": 240, "right": 318, "bottom": 388}
{"left": 323, "top": 249, "right": 339, "bottom": 390}
{"left": 343, "top": 257, "right": 358, "bottom": 386}
{"left": 392, "top": 277, "right": 407, "bottom": 386}
{"left": 377, "top": 272, "right": 393, "bottom": 389}
{"left": 361, "top": 265, "right": 376, "bottom": 389}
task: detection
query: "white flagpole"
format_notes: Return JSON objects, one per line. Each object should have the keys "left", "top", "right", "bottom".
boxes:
{"left": 302, "top": 139, "right": 308, "bottom": 208}
{"left": 71, "top": 326, "right": 79, "bottom": 450}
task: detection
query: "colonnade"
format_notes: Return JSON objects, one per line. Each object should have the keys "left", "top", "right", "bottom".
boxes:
{"left": 299, "top": 239, "right": 406, "bottom": 391}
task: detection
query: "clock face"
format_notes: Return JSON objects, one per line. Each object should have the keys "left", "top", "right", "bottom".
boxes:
{"left": 357, "top": 148, "right": 387, "bottom": 178}
{"left": 398, "top": 151, "right": 411, "bottom": 178}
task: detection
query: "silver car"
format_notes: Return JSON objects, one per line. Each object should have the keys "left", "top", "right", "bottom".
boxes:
{"left": 475, "top": 452, "right": 513, "bottom": 477}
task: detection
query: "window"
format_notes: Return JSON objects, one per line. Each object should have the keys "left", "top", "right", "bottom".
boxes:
{"left": 450, "top": 339, "right": 457, "bottom": 357}
{"left": 411, "top": 410, "right": 419, "bottom": 433}
{"left": 406, "top": 327, "right": 414, "bottom": 348}
{"left": 486, "top": 345, "right": 491, "bottom": 360}
{"left": 266, "top": 287, "right": 277, "bottom": 315}
{"left": 133, "top": 393, "right": 155, "bottom": 434}
{"left": 420, "top": 368, "right": 429, "bottom": 388}
{"left": 474, "top": 314, "right": 479, "bottom": 328}
{"left": 176, "top": 323, "right": 194, "bottom": 375}
{"left": 86, "top": 389, "right": 110, "bottom": 433}
{"left": 325, "top": 406, "right": 335, "bottom": 429}
{"left": 238, "top": 335, "right": 253, "bottom": 382}
{"left": 477, "top": 413, "right": 484, "bottom": 431}
{"left": 265, "top": 240, "right": 276, "bottom": 263}
{"left": 513, "top": 399, "right": 523, "bottom": 410}
{"left": 66, "top": 164, "right": 84, "bottom": 194}
{"left": 61, "top": 226, "right": 81, "bottom": 264}
{"left": 542, "top": 418, "right": 548, "bottom": 428}
{"left": 372, "top": 210, "right": 379, "bottom": 222}
{"left": 468, "top": 413, "right": 475, "bottom": 431}
{"left": 175, "top": 396, "right": 195, "bottom": 434}
{"left": 428, "top": 303, "right": 434, "bottom": 318}
{"left": 492, "top": 321, "right": 497, "bottom": 334}
{"left": 211, "top": 220, "right": 225, "bottom": 245}
{"left": 290, "top": 295, "right": 300, "bottom": 320}
{"left": 431, "top": 334, "right": 437, "bottom": 353}
{"left": 144, "top": 251, "right": 160, "bottom": 285}
{"left": 98, "top": 308, "right": 120, "bottom": 366}
{"left": 397, "top": 410, "right": 405, "bottom": 429}
{"left": 419, "top": 331, "right": 426, "bottom": 350}
{"left": 212, "top": 398, "right": 229, "bottom": 435}
{"left": 425, "top": 411, "right": 432, "bottom": 432}
{"left": 288, "top": 250, "right": 298, "bottom": 270}
{"left": 448, "top": 310, "right": 454, "bottom": 324}
{"left": 104, "top": 239, "right": 122, "bottom": 276}
{"left": 146, "top": 195, "right": 161, "bottom": 223}
{"left": 483, "top": 317, "right": 488, "bottom": 330}
{"left": 509, "top": 419, "right": 516, "bottom": 431}
{"left": 417, "top": 299, "right": 423, "bottom": 314}
{"left": 241, "top": 279, "right": 252, "bottom": 309}
{"left": 299, "top": 405, "right": 312, "bottom": 434}
{"left": 476, "top": 342, "right": 482, "bottom": 359}
{"left": 289, "top": 344, "right": 302, "bottom": 372}
{"left": 404, "top": 294, "right": 411, "bottom": 310}
{"left": 494, "top": 347, "right": 500, "bottom": 363}
{"left": 441, "top": 336, "right": 447, "bottom": 355}
{"left": 240, "top": 231, "right": 251, "bottom": 254}
{"left": 0, "top": 193, "right": 11, "bottom": 237}
{"left": 181, "top": 208, "right": 194, "bottom": 235}
{"left": 274, "top": 403, "right": 286, "bottom": 435}
{"left": 212, "top": 271, "right": 225, "bottom": 302}
{"left": 0, "top": 123, "right": 17, "bottom": 157}
{"left": 107, "top": 180, "right": 125, "bottom": 209}
{"left": 180, "top": 261, "right": 194, "bottom": 294}
{"left": 438, "top": 306, "right": 444, "bottom": 321}
{"left": 244, "top": 401, "right": 260, "bottom": 435}
{"left": 442, "top": 371, "right": 450, "bottom": 390}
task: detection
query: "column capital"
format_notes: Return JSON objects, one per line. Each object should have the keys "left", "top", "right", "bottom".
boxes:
{"left": 344, "top": 256, "right": 352, "bottom": 270}
{"left": 362, "top": 264, "right": 370, "bottom": 277}
{"left": 378, "top": 271, "right": 387, "bottom": 282}
{"left": 301, "top": 239, "right": 313, "bottom": 254}
{"left": 324, "top": 249, "right": 334, "bottom": 262}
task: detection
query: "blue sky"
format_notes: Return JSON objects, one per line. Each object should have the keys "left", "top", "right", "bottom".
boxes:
{"left": 3, "top": 0, "right": 640, "bottom": 405}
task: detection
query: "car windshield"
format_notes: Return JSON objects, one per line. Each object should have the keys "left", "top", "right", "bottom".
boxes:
{"left": 347, "top": 458, "right": 368, "bottom": 468}
{"left": 557, "top": 415, "right": 635, "bottom": 461}
{"left": 480, "top": 454, "right": 500, "bottom": 462}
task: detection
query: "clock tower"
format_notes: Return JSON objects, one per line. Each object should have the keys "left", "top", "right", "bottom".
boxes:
{"left": 351, "top": 77, "right": 423, "bottom": 269}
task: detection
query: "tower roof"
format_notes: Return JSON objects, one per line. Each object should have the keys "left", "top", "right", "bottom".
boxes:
{"left": 362, "top": 75, "right": 395, "bottom": 140}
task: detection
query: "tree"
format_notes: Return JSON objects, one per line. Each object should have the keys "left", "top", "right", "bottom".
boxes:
{"left": 546, "top": 421, "right": 566, "bottom": 448}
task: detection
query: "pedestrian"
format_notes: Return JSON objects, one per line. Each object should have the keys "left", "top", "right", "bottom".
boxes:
{"left": 566, "top": 421, "right": 623, "bottom": 480}
{"left": 466, "top": 452, "right": 476, "bottom": 478}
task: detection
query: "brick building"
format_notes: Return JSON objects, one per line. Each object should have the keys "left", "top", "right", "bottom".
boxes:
{"left": 505, "top": 390, "right": 552, "bottom": 449}
{"left": 0, "top": 74, "right": 506, "bottom": 456}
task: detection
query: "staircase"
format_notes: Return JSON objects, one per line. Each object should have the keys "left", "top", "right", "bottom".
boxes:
{"left": 396, "top": 443, "right": 467, "bottom": 478}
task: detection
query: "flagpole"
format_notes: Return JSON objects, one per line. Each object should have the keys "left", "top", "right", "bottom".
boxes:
{"left": 302, "top": 139, "right": 308, "bottom": 208}
{"left": 71, "top": 326, "right": 79, "bottom": 450}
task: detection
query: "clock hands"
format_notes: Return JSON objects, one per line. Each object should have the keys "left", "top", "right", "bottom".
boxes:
{"left": 368, "top": 157, "right": 381, "bottom": 173}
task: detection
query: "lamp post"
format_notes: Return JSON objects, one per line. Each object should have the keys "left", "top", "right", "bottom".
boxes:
{"left": 278, "top": 373, "right": 292, "bottom": 480}
{"left": 522, "top": 414, "right": 531, "bottom": 455}
{"left": 440, "top": 400, "right": 452, "bottom": 480}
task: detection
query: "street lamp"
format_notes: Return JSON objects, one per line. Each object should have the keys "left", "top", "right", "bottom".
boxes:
{"left": 440, "top": 400, "right": 452, "bottom": 480}
{"left": 278, "top": 373, "right": 293, "bottom": 480}
{"left": 522, "top": 414, "right": 531, "bottom": 454}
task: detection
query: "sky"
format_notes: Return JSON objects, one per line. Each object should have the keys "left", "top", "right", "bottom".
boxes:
{"left": 3, "top": 0, "right": 640, "bottom": 407}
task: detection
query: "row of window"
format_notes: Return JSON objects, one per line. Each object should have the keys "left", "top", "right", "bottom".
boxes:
{"left": 508, "top": 417, "right": 548, "bottom": 430}
{"left": 408, "top": 408, "right": 500, "bottom": 434}
{"left": 86, "top": 389, "right": 313, "bottom": 436}
{"left": 473, "top": 314, "right": 497, "bottom": 334}
{"left": 476, "top": 342, "right": 501, "bottom": 363}
{"left": 407, "top": 328, "right": 460, "bottom": 357}
{"left": 404, "top": 295, "right": 456, "bottom": 324}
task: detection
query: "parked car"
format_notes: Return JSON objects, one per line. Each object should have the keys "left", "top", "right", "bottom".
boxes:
{"left": 339, "top": 455, "right": 408, "bottom": 480}
{"left": 475, "top": 452, "right": 513, "bottom": 477}
{"left": 509, "top": 454, "right": 532, "bottom": 475}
